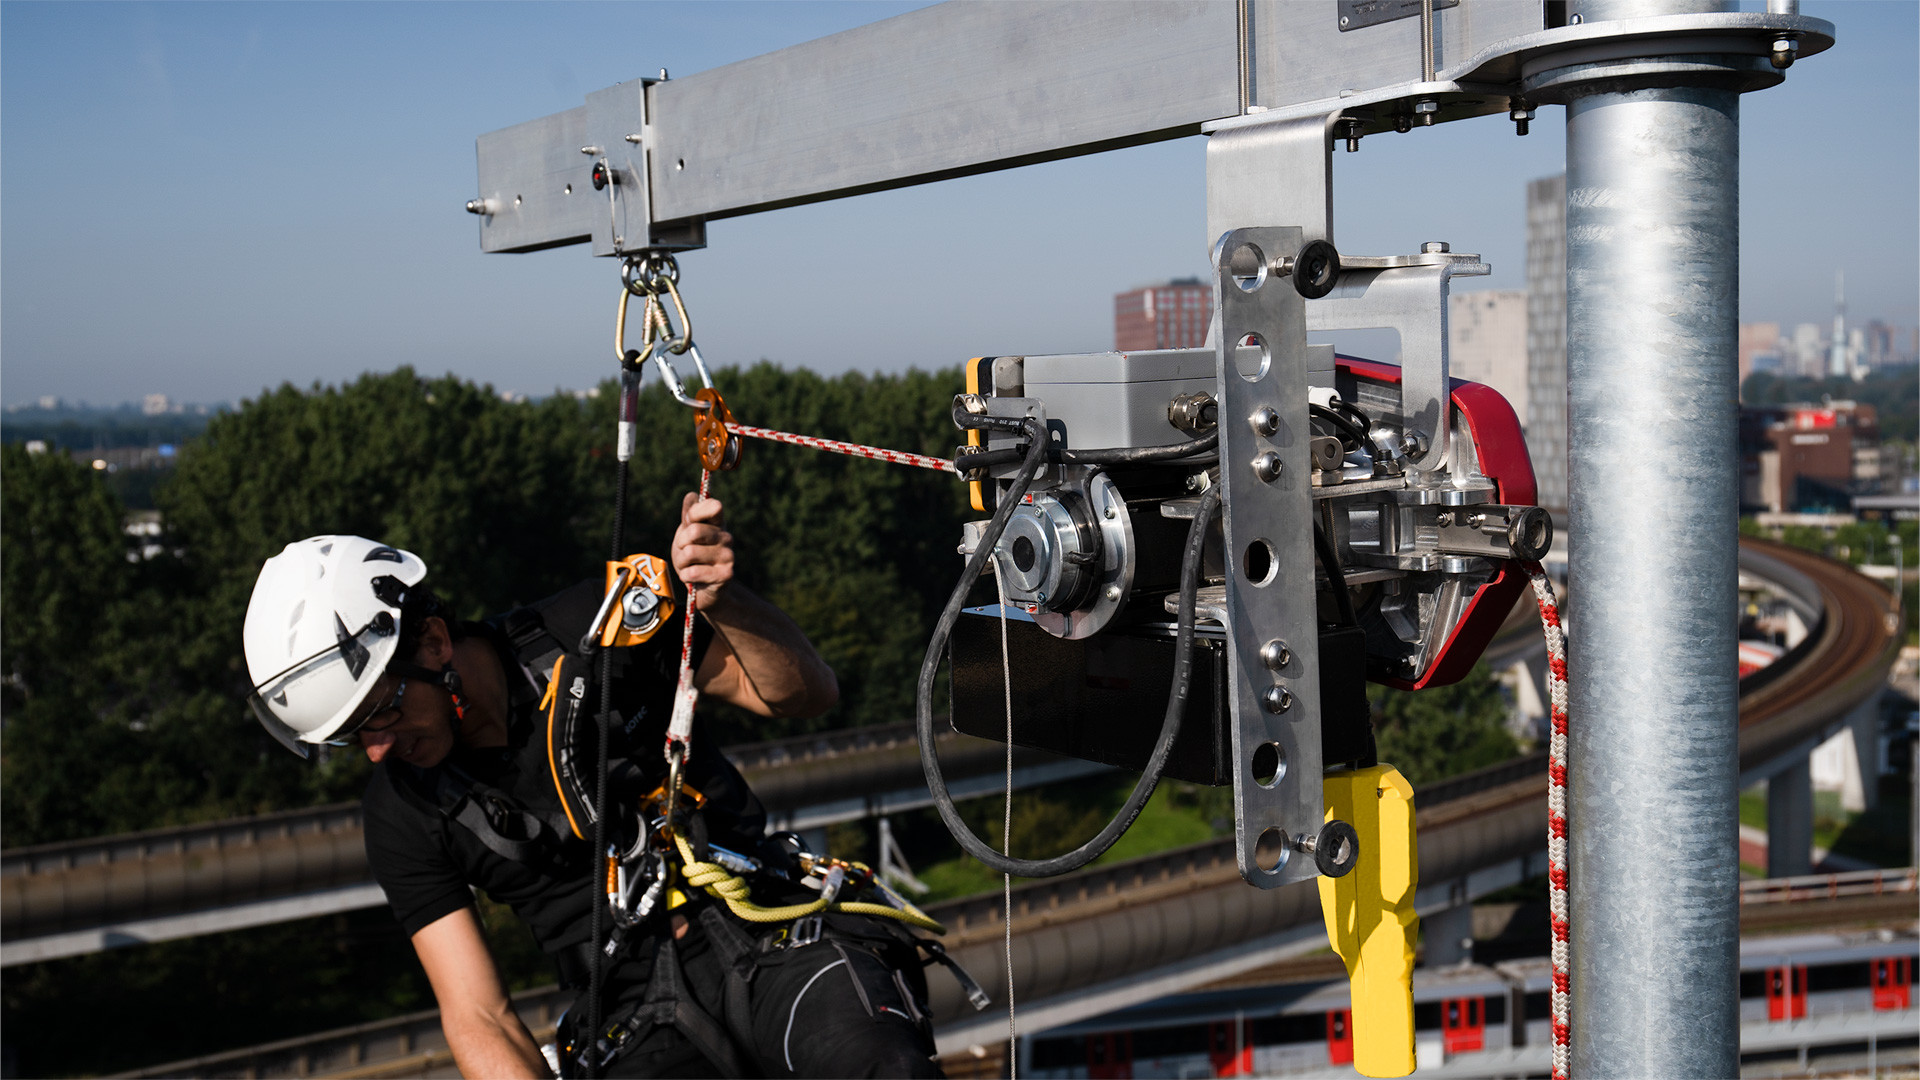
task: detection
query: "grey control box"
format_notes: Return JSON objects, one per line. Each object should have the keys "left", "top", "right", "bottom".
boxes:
{"left": 1008, "top": 344, "right": 1334, "bottom": 450}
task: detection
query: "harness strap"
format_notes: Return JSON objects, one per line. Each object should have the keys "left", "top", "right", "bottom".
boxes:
{"left": 694, "top": 904, "right": 765, "bottom": 1057}
{"left": 626, "top": 936, "right": 750, "bottom": 1077}
{"left": 433, "top": 766, "right": 567, "bottom": 865}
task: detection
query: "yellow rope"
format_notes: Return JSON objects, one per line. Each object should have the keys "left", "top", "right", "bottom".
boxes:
{"left": 671, "top": 834, "right": 946, "bottom": 934}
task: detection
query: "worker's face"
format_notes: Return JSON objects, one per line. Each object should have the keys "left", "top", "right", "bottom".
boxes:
{"left": 353, "top": 674, "right": 457, "bottom": 768}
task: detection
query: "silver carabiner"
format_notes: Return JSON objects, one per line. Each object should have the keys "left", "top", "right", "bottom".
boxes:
{"left": 651, "top": 340, "right": 716, "bottom": 411}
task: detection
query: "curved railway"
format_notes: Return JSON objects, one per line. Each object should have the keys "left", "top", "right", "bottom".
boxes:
{"left": 4, "top": 540, "right": 1902, "bottom": 1078}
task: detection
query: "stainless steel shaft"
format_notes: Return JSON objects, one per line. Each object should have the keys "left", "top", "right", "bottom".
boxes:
{"left": 1563, "top": 69, "right": 1744, "bottom": 1080}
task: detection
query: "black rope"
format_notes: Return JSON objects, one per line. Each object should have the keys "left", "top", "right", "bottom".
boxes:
{"left": 585, "top": 456, "right": 628, "bottom": 1078}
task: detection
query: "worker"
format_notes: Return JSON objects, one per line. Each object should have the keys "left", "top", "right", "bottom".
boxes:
{"left": 241, "top": 494, "right": 949, "bottom": 1078}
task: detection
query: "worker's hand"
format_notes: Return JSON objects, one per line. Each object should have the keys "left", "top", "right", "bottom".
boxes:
{"left": 672, "top": 492, "right": 735, "bottom": 611}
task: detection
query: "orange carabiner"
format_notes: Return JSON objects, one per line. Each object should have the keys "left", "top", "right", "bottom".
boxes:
{"left": 694, "top": 387, "right": 742, "bottom": 472}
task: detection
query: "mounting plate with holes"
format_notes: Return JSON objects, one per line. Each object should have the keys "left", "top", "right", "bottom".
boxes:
{"left": 1213, "top": 225, "right": 1324, "bottom": 890}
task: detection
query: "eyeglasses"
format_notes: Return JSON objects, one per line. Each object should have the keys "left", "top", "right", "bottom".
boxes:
{"left": 328, "top": 679, "right": 409, "bottom": 746}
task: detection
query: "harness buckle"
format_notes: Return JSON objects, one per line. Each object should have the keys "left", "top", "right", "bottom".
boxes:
{"left": 789, "top": 915, "right": 825, "bottom": 949}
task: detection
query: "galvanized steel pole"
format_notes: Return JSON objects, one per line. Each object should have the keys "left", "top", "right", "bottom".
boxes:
{"left": 1561, "top": 2, "right": 1743, "bottom": 1075}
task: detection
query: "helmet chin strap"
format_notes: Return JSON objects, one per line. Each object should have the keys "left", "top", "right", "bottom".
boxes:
{"left": 390, "top": 660, "right": 468, "bottom": 735}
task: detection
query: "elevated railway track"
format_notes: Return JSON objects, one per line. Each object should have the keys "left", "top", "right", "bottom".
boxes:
{"left": 6, "top": 541, "right": 1903, "bottom": 1076}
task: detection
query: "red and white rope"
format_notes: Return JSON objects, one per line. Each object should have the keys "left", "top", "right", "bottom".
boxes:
{"left": 731, "top": 424, "right": 959, "bottom": 474}
{"left": 1526, "top": 562, "right": 1571, "bottom": 1080}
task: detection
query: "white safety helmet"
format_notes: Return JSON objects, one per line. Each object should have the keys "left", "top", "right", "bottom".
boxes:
{"left": 243, "top": 535, "right": 428, "bottom": 757}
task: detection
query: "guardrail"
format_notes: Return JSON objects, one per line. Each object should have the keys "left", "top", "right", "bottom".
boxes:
{"left": 1741, "top": 867, "right": 1919, "bottom": 906}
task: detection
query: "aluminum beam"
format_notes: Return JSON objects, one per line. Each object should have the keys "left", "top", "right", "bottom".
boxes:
{"left": 474, "top": 0, "right": 1582, "bottom": 252}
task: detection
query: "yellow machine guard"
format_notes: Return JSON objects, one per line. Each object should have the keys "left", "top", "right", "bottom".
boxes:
{"left": 1319, "top": 765, "right": 1419, "bottom": 1077}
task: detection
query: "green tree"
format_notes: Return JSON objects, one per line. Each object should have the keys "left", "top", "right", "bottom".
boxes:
{"left": 1369, "top": 663, "right": 1518, "bottom": 787}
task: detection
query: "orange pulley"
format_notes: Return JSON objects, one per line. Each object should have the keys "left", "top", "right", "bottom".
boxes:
{"left": 694, "top": 387, "right": 742, "bottom": 471}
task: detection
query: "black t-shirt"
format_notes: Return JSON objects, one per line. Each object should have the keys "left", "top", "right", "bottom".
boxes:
{"left": 361, "top": 579, "right": 767, "bottom": 970}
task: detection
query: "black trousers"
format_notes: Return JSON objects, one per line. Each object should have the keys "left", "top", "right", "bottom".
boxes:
{"left": 578, "top": 907, "right": 945, "bottom": 1079}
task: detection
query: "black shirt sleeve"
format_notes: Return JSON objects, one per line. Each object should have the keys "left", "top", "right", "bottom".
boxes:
{"left": 362, "top": 765, "right": 474, "bottom": 938}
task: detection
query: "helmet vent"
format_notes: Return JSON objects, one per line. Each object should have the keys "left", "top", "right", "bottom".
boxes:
{"left": 363, "top": 546, "right": 403, "bottom": 564}
{"left": 319, "top": 542, "right": 334, "bottom": 556}
{"left": 287, "top": 631, "right": 299, "bottom": 656}
{"left": 288, "top": 599, "right": 305, "bottom": 627}
{"left": 272, "top": 691, "right": 288, "bottom": 707}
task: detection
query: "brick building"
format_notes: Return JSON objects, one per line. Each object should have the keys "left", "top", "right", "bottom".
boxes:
{"left": 1740, "top": 401, "right": 1882, "bottom": 513}
{"left": 1115, "top": 279, "right": 1212, "bottom": 351}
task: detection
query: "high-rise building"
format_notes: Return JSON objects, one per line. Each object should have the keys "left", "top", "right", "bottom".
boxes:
{"left": 1114, "top": 279, "right": 1212, "bottom": 351}
{"left": 1449, "top": 290, "right": 1530, "bottom": 425}
{"left": 1790, "top": 323, "right": 1824, "bottom": 377}
{"left": 1738, "top": 322, "right": 1782, "bottom": 388}
{"left": 1863, "top": 320, "right": 1895, "bottom": 371}
{"left": 1828, "top": 270, "right": 1854, "bottom": 379}
{"left": 1524, "top": 174, "right": 1568, "bottom": 511}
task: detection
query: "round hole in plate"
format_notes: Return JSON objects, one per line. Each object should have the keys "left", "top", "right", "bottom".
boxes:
{"left": 1234, "top": 332, "right": 1270, "bottom": 382}
{"left": 1228, "top": 242, "right": 1267, "bottom": 293}
{"left": 1243, "top": 538, "right": 1275, "bottom": 586}
{"left": 676, "top": 158, "right": 686, "bottom": 170}
{"left": 1252, "top": 741, "right": 1286, "bottom": 787}
{"left": 1255, "top": 827, "right": 1291, "bottom": 873}
{"left": 564, "top": 183, "right": 573, "bottom": 195}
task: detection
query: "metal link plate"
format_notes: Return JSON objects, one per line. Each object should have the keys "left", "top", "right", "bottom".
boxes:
{"left": 1213, "top": 225, "right": 1323, "bottom": 889}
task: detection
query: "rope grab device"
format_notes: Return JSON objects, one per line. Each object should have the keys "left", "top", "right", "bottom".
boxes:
{"left": 576, "top": 240, "right": 1568, "bottom": 1078}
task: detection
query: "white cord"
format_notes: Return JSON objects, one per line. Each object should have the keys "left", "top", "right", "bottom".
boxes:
{"left": 991, "top": 560, "right": 1017, "bottom": 1079}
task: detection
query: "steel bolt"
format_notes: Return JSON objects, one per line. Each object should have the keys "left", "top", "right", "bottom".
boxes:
{"left": 1262, "top": 685, "right": 1293, "bottom": 714}
{"left": 1770, "top": 37, "right": 1798, "bottom": 69}
{"left": 1421, "top": 241, "right": 1450, "bottom": 254}
{"left": 1104, "top": 584, "right": 1123, "bottom": 601}
{"left": 1250, "top": 406, "right": 1280, "bottom": 437}
{"left": 1252, "top": 452, "right": 1283, "bottom": 483}
{"left": 1414, "top": 99, "right": 1439, "bottom": 127}
{"left": 1104, "top": 505, "right": 1118, "bottom": 520}
{"left": 1260, "top": 640, "right": 1292, "bottom": 670}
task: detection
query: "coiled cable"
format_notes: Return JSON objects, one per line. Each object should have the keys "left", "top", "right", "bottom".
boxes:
{"left": 916, "top": 413, "right": 1220, "bottom": 877}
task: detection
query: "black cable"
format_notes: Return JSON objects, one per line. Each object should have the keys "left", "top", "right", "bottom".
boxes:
{"left": 1332, "top": 398, "right": 1372, "bottom": 437}
{"left": 585, "top": 456, "right": 627, "bottom": 1078}
{"left": 955, "top": 432, "right": 1219, "bottom": 473}
{"left": 1314, "top": 522, "right": 1359, "bottom": 628}
{"left": 1055, "top": 430, "right": 1218, "bottom": 466}
{"left": 1308, "top": 403, "right": 1368, "bottom": 454}
{"left": 916, "top": 418, "right": 1220, "bottom": 877}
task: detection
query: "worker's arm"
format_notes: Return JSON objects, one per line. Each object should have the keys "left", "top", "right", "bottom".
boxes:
{"left": 412, "top": 907, "right": 552, "bottom": 1079}
{"left": 673, "top": 493, "right": 840, "bottom": 718}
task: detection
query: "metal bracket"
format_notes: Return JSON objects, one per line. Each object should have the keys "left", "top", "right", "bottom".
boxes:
{"left": 1205, "top": 113, "right": 1341, "bottom": 257}
{"left": 1306, "top": 248, "right": 1489, "bottom": 472}
{"left": 584, "top": 77, "right": 706, "bottom": 256}
{"left": 1211, "top": 225, "right": 1322, "bottom": 890}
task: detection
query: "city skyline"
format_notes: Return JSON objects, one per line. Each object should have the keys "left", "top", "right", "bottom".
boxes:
{"left": 3, "top": 2, "right": 1915, "bottom": 408}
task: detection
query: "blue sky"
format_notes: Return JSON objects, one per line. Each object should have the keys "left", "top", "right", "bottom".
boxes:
{"left": 2, "top": 1, "right": 1914, "bottom": 407}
